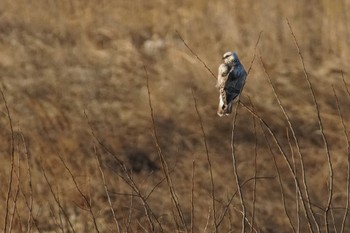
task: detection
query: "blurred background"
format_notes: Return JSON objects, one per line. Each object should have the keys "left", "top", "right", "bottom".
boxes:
{"left": 0, "top": 0, "right": 350, "bottom": 232}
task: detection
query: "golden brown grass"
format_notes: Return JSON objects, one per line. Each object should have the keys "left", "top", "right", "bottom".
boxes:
{"left": 1, "top": 0, "right": 350, "bottom": 232}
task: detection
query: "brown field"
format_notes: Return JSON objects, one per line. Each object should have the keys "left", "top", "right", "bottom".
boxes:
{"left": 1, "top": 0, "right": 350, "bottom": 232}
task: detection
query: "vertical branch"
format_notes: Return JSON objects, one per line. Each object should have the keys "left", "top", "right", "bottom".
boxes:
{"left": 259, "top": 54, "right": 319, "bottom": 231}
{"left": 58, "top": 156, "right": 100, "bottom": 233}
{"left": 287, "top": 19, "right": 332, "bottom": 233}
{"left": 94, "top": 147, "right": 121, "bottom": 233}
{"left": 332, "top": 86, "right": 350, "bottom": 233}
{"left": 40, "top": 163, "right": 76, "bottom": 233}
{"left": 126, "top": 188, "right": 133, "bottom": 233}
{"left": 191, "top": 160, "right": 195, "bottom": 233}
{"left": 225, "top": 31, "right": 263, "bottom": 233}
{"left": 287, "top": 129, "right": 300, "bottom": 233}
{"left": 239, "top": 101, "right": 315, "bottom": 233}
{"left": 250, "top": 101, "right": 295, "bottom": 233}
{"left": 341, "top": 71, "right": 350, "bottom": 98}
{"left": 191, "top": 89, "right": 217, "bottom": 232}
{"left": 144, "top": 66, "right": 188, "bottom": 232}
{"left": 9, "top": 139, "right": 21, "bottom": 233}
{"left": 20, "top": 133, "right": 34, "bottom": 233}
{"left": 250, "top": 105, "right": 258, "bottom": 233}
{"left": 231, "top": 105, "right": 246, "bottom": 233}
{"left": 1, "top": 89, "right": 15, "bottom": 233}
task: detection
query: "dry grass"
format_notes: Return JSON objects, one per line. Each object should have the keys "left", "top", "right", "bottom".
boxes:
{"left": 1, "top": 0, "right": 350, "bottom": 232}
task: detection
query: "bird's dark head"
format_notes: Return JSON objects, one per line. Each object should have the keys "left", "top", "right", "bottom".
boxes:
{"left": 222, "top": 51, "right": 240, "bottom": 66}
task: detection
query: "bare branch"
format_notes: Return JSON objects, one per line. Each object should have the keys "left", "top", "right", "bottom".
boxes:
{"left": 230, "top": 104, "right": 246, "bottom": 233}
{"left": 175, "top": 31, "right": 216, "bottom": 80}
{"left": 1, "top": 88, "right": 15, "bottom": 233}
{"left": 94, "top": 147, "right": 121, "bottom": 232}
{"left": 191, "top": 160, "right": 195, "bottom": 233}
{"left": 57, "top": 155, "right": 100, "bottom": 233}
{"left": 144, "top": 66, "right": 188, "bottom": 232}
{"left": 40, "top": 163, "right": 76, "bottom": 233}
{"left": 191, "top": 89, "right": 217, "bottom": 232}
{"left": 259, "top": 54, "right": 318, "bottom": 231}
{"left": 332, "top": 86, "right": 350, "bottom": 233}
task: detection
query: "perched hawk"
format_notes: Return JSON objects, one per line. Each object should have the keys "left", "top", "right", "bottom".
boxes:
{"left": 216, "top": 52, "right": 247, "bottom": 117}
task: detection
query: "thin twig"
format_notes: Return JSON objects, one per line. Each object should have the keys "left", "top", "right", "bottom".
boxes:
{"left": 58, "top": 155, "right": 100, "bottom": 233}
{"left": 144, "top": 66, "right": 188, "bottom": 232}
{"left": 230, "top": 104, "right": 246, "bottom": 233}
{"left": 341, "top": 71, "right": 350, "bottom": 98}
{"left": 175, "top": 31, "right": 216, "bottom": 80}
{"left": 330, "top": 203, "right": 338, "bottom": 233}
{"left": 332, "top": 86, "right": 350, "bottom": 233}
{"left": 260, "top": 118, "right": 296, "bottom": 233}
{"left": 126, "top": 188, "right": 133, "bottom": 233}
{"left": 48, "top": 203, "right": 62, "bottom": 233}
{"left": 216, "top": 176, "right": 275, "bottom": 227}
{"left": 1, "top": 88, "right": 15, "bottom": 233}
{"left": 259, "top": 54, "right": 318, "bottom": 231}
{"left": 40, "top": 163, "right": 76, "bottom": 233}
{"left": 287, "top": 18, "right": 332, "bottom": 233}
{"left": 20, "top": 132, "right": 34, "bottom": 233}
{"left": 9, "top": 140, "right": 21, "bottom": 233}
{"left": 287, "top": 128, "right": 300, "bottom": 233}
{"left": 239, "top": 100, "right": 316, "bottom": 233}
{"left": 246, "top": 31, "right": 263, "bottom": 76}
{"left": 250, "top": 103, "right": 258, "bottom": 233}
{"left": 84, "top": 112, "right": 163, "bottom": 232}
{"left": 232, "top": 206, "right": 258, "bottom": 233}
{"left": 191, "top": 89, "right": 217, "bottom": 232}
{"left": 191, "top": 160, "right": 195, "bottom": 233}
{"left": 94, "top": 147, "right": 121, "bottom": 233}
{"left": 203, "top": 206, "right": 212, "bottom": 233}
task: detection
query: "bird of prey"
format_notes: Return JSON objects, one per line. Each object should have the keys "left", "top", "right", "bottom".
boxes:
{"left": 216, "top": 52, "right": 247, "bottom": 117}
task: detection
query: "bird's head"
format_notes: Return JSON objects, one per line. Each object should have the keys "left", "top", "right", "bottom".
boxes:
{"left": 222, "top": 51, "right": 240, "bottom": 66}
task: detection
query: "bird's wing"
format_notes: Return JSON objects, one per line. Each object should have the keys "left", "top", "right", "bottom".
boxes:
{"left": 216, "top": 63, "right": 229, "bottom": 89}
{"left": 224, "top": 65, "right": 247, "bottom": 102}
